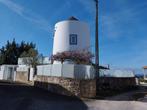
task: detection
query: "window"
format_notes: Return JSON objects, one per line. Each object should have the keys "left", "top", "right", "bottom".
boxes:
{"left": 69, "top": 34, "right": 77, "bottom": 45}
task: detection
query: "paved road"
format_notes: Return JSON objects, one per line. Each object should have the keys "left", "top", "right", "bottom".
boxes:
{"left": 0, "top": 82, "right": 147, "bottom": 110}
{"left": 86, "top": 100, "right": 147, "bottom": 110}
{"left": 0, "top": 82, "right": 87, "bottom": 110}
{"left": 86, "top": 84, "right": 147, "bottom": 110}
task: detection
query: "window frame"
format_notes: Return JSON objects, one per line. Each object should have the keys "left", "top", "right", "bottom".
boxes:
{"left": 69, "top": 34, "right": 77, "bottom": 45}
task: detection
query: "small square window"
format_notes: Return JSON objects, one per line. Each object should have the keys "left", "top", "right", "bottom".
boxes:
{"left": 70, "top": 34, "right": 77, "bottom": 45}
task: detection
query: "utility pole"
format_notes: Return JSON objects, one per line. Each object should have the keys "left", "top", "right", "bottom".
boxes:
{"left": 94, "top": 0, "right": 99, "bottom": 77}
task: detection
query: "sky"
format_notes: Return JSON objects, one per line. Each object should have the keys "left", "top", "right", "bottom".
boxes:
{"left": 0, "top": 0, "right": 147, "bottom": 69}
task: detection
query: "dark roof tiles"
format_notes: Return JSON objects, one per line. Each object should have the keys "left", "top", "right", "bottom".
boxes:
{"left": 68, "top": 16, "right": 79, "bottom": 21}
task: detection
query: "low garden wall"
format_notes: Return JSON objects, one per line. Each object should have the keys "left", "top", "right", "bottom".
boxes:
{"left": 34, "top": 75, "right": 96, "bottom": 98}
{"left": 37, "top": 64, "right": 95, "bottom": 79}
{"left": 97, "top": 77, "right": 136, "bottom": 91}
{"left": 15, "top": 71, "right": 29, "bottom": 83}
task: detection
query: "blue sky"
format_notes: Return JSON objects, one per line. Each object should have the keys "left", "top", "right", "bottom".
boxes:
{"left": 0, "top": 0, "right": 147, "bottom": 69}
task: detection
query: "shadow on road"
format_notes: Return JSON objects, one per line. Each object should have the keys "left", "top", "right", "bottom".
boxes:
{"left": 0, "top": 81, "right": 88, "bottom": 110}
{"left": 103, "top": 85, "right": 147, "bottom": 102}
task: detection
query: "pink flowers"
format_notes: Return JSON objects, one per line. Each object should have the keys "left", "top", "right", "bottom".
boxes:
{"left": 50, "top": 50, "right": 94, "bottom": 64}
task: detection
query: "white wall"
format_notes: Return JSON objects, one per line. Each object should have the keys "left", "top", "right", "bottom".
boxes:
{"left": 37, "top": 65, "right": 52, "bottom": 76}
{"left": 18, "top": 57, "right": 33, "bottom": 65}
{"left": 100, "top": 69, "right": 135, "bottom": 77}
{"left": 0, "top": 66, "right": 4, "bottom": 80}
{"left": 53, "top": 20, "right": 90, "bottom": 54}
{"left": 37, "top": 64, "right": 95, "bottom": 79}
{"left": 0, "top": 65, "right": 17, "bottom": 81}
{"left": 29, "top": 68, "right": 34, "bottom": 81}
{"left": 17, "top": 65, "right": 29, "bottom": 72}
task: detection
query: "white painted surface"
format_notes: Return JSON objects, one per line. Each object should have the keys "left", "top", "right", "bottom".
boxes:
{"left": 37, "top": 66, "right": 43, "bottom": 76}
{"left": 37, "top": 65, "right": 52, "bottom": 76}
{"left": 53, "top": 20, "right": 90, "bottom": 54}
{"left": 13, "top": 71, "right": 16, "bottom": 81}
{"left": 18, "top": 57, "right": 33, "bottom": 65}
{"left": 62, "top": 64, "right": 74, "bottom": 78}
{"left": 17, "top": 66, "right": 29, "bottom": 72}
{"left": 37, "top": 64, "right": 95, "bottom": 79}
{"left": 100, "top": 69, "right": 135, "bottom": 77}
{"left": 0, "top": 66, "right": 4, "bottom": 80}
{"left": 51, "top": 64, "right": 62, "bottom": 77}
{"left": 0, "top": 65, "right": 17, "bottom": 81}
{"left": 53, "top": 61, "right": 61, "bottom": 64}
{"left": 74, "top": 65, "right": 95, "bottom": 79}
{"left": 29, "top": 68, "right": 34, "bottom": 81}
{"left": 0, "top": 71, "right": 3, "bottom": 80}
{"left": 43, "top": 65, "right": 52, "bottom": 76}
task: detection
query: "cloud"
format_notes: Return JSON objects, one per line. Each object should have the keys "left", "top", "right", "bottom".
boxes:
{"left": 0, "top": 0, "right": 74, "bottom": 33}
{"left": 0, "top": 0, "right": 51, "bottom": 32}
{"left": 100, "top": 0, "right": 147, "bottom": 39}
{"left": 0, "top": 0, "right": 23, "bottom": 15}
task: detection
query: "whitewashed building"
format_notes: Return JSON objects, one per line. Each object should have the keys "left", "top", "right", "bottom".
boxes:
{"left": 53, "top": 17, "right": 91, "bottom": 64}
{"left": 53, "top": 16, "right": 90, "bottom": 55}
{"left": 37, "top": 17, "right": 96, "bottom": 79}
{"left": 0, "top": 65, "right": 17, "bottom": 81}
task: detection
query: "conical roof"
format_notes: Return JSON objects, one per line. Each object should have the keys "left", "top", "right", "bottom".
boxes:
{"left": 68, "top": 16, "right": 79, "bottom": 21}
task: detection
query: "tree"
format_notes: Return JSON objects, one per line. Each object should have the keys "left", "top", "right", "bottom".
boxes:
{"left": 0, "top": 39, "right": 38, "bottom": 65}
{"left": 0, "top": 46, "right": 6, "bottom": 64}
{"left": 20, "top": 48, "right": 39, "bottom": 67}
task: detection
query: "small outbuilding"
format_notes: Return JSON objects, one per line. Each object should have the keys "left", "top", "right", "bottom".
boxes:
{"left": 0, "top": 65, "right": 17, "bottom": 81}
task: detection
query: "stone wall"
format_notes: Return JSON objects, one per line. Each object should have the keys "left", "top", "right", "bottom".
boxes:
{"left": 15, "top": 71, "right": 29, "bottom": 83}
{"left": 34, "top": 75, "right": 96, "bottom": 98}
{"left": 97, "top": 77, "right": 136, "bottom": 91}
{"left": 34, "top": 76, "right": 136, "bottom": 98}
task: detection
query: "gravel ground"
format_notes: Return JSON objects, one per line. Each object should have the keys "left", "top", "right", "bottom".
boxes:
{"left": 0, "top": 81, "right": 147, "bottom": 110}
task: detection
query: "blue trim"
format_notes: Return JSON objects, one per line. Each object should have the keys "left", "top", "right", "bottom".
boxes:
{"left": 69, "top": 34, "right": 77, "bottom": 45}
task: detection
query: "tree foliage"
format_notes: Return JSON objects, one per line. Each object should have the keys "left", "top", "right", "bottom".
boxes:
{"left": 0, "top": 39, "right": 38, "bottom": 65}
{"left": 20, "top": 48, "right": 43, "bottom": 68}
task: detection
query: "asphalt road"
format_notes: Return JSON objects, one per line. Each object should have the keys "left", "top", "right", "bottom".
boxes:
{"left": 0, "top": 81, "right": 147, "bottom": 110}
{"left": 0, "top": 82, "right": 88, "bottom": 110}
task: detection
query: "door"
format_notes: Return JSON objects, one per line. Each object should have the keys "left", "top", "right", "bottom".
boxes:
{"left": 7, "top": 67, "right": 13, "bottom": 80}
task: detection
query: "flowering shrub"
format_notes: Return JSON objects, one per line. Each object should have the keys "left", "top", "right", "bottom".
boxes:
{"left": 50, "top": 50, "right": 94, "bottom": 64}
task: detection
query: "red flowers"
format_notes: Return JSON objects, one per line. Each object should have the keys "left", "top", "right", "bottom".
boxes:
{"left": 50, "top": 50, "right": 94, "bottom": 64}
